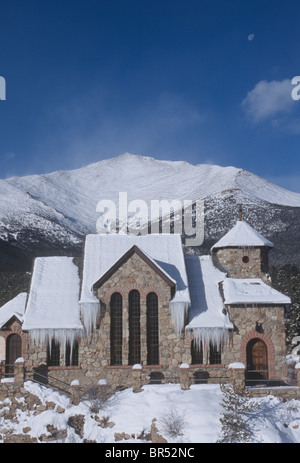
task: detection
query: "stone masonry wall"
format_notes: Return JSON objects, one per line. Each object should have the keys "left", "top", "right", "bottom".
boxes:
{"left": 212, "top": 247, "right": 270, "bottom": 284}
{"left": 22, "top": 247, "right": 288, "bottom": 391}
{"left": 26, "top": 252, "right": 191, "bottom": 389}
{"left": 223, "top": 304, "right": 287, "bottom": 376}
{"left": 89, "top": 252, "right": 190, "bottom": 388}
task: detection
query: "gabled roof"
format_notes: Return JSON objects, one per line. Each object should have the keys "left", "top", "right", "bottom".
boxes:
{"left": 211, "top": 220, "right": 273, "bottom": 250}
{"left": 0, "top": 293, "right": 27, "bottom": 329}
{"left": 79, "top": 233, "right": 190, "bottom": 306}
{"left": 93, "top": 244, "right": 176, "bottom": 290}
{"left": 222, "top": 278, "right": 291, "bottom": 305}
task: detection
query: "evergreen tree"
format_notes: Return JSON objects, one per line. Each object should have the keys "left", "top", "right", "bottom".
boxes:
{"left": 270, "top": 265, "right": 300, "bottom": 349}
{"left": 217, "top": 384, "right": 259, "bottom": 443}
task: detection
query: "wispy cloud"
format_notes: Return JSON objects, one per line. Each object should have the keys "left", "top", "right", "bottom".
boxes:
{"left": 241, "top": 79, "right": 294, "bottom": 124}
{"left": 30, "top": 90, "right": 209, "bottom": 173}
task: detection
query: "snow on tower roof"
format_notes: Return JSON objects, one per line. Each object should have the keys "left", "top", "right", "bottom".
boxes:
{"left": 0, "top": 292, "right": 27, "bottom": 328}
{"left": 22, "top": 256, "right": 83, "bottom": 332}
{"left": 211, "top": 220, "right": 273, "bottom": 250}
{"left": 222, "top": 278, "right": 291, "bottom": 305}
{"left": 185, "top": 255, "right": 233, "bottom": 330}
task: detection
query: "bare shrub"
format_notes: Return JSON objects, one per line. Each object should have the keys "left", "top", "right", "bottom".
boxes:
{"left": 159, "top": 405, "right": 187, "bottom": 439}
{"left": 82, "top": 383, "right": 114, "bottom": 413}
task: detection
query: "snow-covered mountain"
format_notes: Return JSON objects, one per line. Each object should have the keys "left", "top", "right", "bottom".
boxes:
{"left": 1, "top": 153, "right": 300, "bottom": 270}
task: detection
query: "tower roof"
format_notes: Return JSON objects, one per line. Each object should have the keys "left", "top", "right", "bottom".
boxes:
{"left": 211, "top": 220, "right": 274, "bottom": 250}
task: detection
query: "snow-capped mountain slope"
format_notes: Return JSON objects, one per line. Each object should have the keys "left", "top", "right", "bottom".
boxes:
{"left": 0, "top": 153, "right": 300, "bottom": 268}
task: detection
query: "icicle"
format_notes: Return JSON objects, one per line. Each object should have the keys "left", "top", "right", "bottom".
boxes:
{"left": 79, "top": 301, "right": 100, "bottom": 339}
{"left": 170, "top": 301, "right": 189, "bottom": 334}
{"left": 191, "top": 327, "right": 229, "bottom": 351}
{"left": 28, "top": 328, "right": 83, "bottom": 363}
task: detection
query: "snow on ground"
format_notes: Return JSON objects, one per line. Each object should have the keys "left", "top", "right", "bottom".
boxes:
{"left": 1, "top": 382, "right": 300, "bottom": 444}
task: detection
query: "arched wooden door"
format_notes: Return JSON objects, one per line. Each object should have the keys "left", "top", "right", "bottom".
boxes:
{"left": 6, "top": 334, "right": 22, "bottom": 376}
{"left": 246, "top": 338, "right": 268, "bottom": 381}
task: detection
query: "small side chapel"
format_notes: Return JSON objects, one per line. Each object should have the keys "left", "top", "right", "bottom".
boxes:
{"left": 0, "top": 210, "right": 291, "bottom": 389}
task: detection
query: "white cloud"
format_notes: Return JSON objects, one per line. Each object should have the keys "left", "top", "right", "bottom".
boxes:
{"left": 241, "top": 79, "right": 294, "bottom": 123}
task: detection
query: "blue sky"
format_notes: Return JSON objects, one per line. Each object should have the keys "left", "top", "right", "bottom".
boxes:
{"left": 1, "top": 0, "right": 300, "bottom": 192}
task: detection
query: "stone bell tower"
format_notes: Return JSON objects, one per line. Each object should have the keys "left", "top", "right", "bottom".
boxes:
{"left": 210, "top": 205, "right": 273, "bottom": 284}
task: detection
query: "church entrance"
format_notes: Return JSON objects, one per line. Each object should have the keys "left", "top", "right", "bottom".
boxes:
{"left": 246, "top": 338, "right": 268, "bottom": 383}
{"left": 5, "top": 333, "right": 22, "bottom": 377}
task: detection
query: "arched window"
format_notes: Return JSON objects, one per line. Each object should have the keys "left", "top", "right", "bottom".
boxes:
{"left": 47, "top": 339, "right": 60, "bottom": 366}
{"left": 128, "top": 290, "right": 141, "bottom": 365}
{"left": 66, "top": 340, "right": 79, "bottom": 366}
{"left": 110, "top": 292, "right": 123, "bottom": 365}
{"left": 191, "top": 339, "right": 203, "bottom": 364}
{"left": 147, "top": 292, "right": 159, "bottom": 365}
{"left": 6, "top": 333, "right": 22, "bottom": 376}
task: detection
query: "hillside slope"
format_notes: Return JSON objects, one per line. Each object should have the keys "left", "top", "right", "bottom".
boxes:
{"left": 0, "top": 153, "right": 299, "bottom": 271}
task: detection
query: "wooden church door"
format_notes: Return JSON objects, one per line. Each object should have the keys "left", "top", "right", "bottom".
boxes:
{"left": 247, "top": 338, "right": 268, "bottom": 380}
{"left": 6, "top": 334, "right": 22, "bottom": 376}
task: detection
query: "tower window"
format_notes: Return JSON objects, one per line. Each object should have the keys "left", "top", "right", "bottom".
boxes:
{"left": 242, "top": 255, "right": 249, "bottom": 263}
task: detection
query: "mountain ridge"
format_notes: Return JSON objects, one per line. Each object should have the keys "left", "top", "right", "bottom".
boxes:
{"left": 0, "top": 153, "right": 299, "bottom": 271}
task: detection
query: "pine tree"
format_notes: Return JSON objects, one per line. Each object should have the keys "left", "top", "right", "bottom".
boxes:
{"left": 217, "top": 384, "right": 259, "bottom": 443}
{"left": 270, "top": 265, "right": 300, "bottom": 349}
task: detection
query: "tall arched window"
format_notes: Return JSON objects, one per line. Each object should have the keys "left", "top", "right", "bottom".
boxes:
{"left": 110, "top": 292, "right": 123, "bottom": 365}
{"left": 147, "top": 292, "right": 159, "bottom": 365}
{"left": 128, "top": 290, "right": 141, "bottom": 365}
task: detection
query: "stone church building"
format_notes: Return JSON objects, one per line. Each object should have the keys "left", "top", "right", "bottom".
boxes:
{"left": 0, "top": 215, "right": 291, "bottom": 389}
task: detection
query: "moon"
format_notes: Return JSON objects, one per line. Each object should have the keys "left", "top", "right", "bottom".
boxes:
{"left": 248, "top": 34, "right": 255, "bottom": 41}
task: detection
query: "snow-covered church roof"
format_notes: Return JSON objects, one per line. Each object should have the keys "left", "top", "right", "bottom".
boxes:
{"left": 211, "top": 220, "right": 274, "bottom": 250}
{"left": 80, "top": 233, "right": 190, "bottom": 305}
{"left": 0, "top": 292, "right": 27, "bottom": 328}
{"left": 79, "top": 233, "right": 191, "bottom": 335}
{"left": 22, "top": 257, "right": 83, "bottom": 335}
{"left": 185, "top": 255, "right": 233, "bottom": 330}
{"left": 222, "top": 278, "right": 291, "bottom": 305}
{"left": 184, "top": 255, "right": 233, "bottom": 348}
